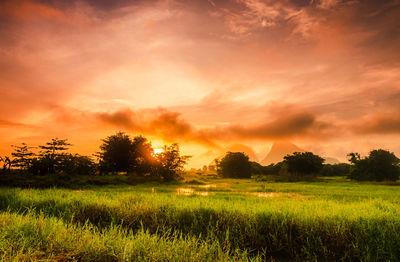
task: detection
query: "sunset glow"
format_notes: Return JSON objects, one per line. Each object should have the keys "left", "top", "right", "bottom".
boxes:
{"left": 1, "top": 0, "right": 400, "bottom": 167}
{"left": 153, "top": 148, "right": 165, "bottom": 155}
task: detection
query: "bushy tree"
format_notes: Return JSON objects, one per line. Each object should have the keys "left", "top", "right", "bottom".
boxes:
{"left": 131, "top": 136, "right": 154, "bottom": 175}
{"left": 61, "top": 154, "right": 97, "bottom": 175}
{"left": 97, "top": 132, "right": 135, "bottom": 173}
{"left": 250, "top": 161, "right": 264, "bottom": 174}
{"left": 97, "top": 132, "right": 190, "bottom": 181}
{"left": 262, "top": 162, "right": 284, "bottom": 175}
{"left": 217, "top": 152, "right": 252, "bottom": 178}
{"left": 11, "top": 143, "right": 35, "bottom": 171}
{"left": 152, "top": 143, "right": 190, "bottom": 181}
{"left": 348, "top": 149, "right": 400, "bottom": 181}
{"left": 28, "top": 153, "right": 96, "bottom": 176}
{"left": 320, "top": 163, "right": 351, "bottom": 177}
{"left": 283, "top": 152, "right": 324, "bottom": 176}
{"left": 97, "top": 132, "right": 154, "bottom": 175}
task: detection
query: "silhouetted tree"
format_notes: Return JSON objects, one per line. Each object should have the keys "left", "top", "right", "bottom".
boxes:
{"left": 250, "top": 161, "right": 264, "bottom": 174}
{"left": 4, "top": 156, "right": 12, "bottom": 172}
{"left": 152, "top": 143, "right": 190, "bottom": 181}
{"left": 131, "top": 135, "right": 154, "bottom": 175}
{"left": 97, "top": 132, "right": 135, "bottom": 173}
{"left": 97, "top": 132, "right": 154, "bottom": 174}
{"left": 38, "top": 138, "right": 71, "bottom": 174}
{"left": 11, "top": 143, "right": 35, "bottom": 171}
{"left": 348, "top": 149, "right": 400, "bottom": 181}
{"left": 0, "top": 156, "right": 12, "bottom": 173}
{"left": 320, "top": 163, "right": 351, "bottom": 177}
{"left": 283, "top": 152, "right": 324, "bottom": 176}
{"left": 217, "top": 152, "right": 252, "bottom": 178}
{"left": 263, "top": 162, "right": 284, "bottom": 175}
{"left": 61, "top": 154, "right": 97, "bottom": 175}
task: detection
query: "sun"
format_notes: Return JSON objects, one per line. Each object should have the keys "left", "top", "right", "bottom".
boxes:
{"left": 153, "top": 148, "right": 164, "bottom": 155}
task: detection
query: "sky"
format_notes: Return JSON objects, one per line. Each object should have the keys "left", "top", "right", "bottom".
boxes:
{"left": 0, "top": 0, "right": 400, "bottom": 167}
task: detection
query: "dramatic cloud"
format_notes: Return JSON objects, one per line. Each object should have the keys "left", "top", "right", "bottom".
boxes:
{"left": 94, "top": 106, "right": 330, "bottom": 148}
{"left": 1, "top": 0, "right": 400, "bottom": 166}
{"left": 228, "top": 112, "right": 317, "bottom": 139}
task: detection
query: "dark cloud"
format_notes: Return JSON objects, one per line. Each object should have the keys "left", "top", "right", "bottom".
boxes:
{"left": 96, "top": 108, "right": 217, "bottom": 147}
{"left": 229, "top": 112, "right": 316, "bottom": 139}
{"left": 37, "top": 0, "right": 146, "bottom": 11}
{"left": 95, "top": 107, "right": 330, "bottom": 147}
{"left": 97, "top": 109, "right": 139, "bottom": 131}
{"left": 354, "top": 114, "right": 400, "bottom": 134}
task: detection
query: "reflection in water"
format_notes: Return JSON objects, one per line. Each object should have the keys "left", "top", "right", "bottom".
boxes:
{"left": 176, "top": 187, "right": 214, "bottom": 196}
{"left": 171, "top": 186, "right": 305, "bottom": 199}
{"left": 248, "top": 192, "right": 306, "bottom": 199}
{"left": 255, "top": 192, "right": 277, "bottom": 198}
{"left": 198, "top": 184, "right": 217, "bottom": 188}
{"left": 176, "top": 187, "right": 194, "bottom": 195}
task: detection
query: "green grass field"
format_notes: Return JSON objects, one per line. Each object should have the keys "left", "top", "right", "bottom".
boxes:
{"left": 1, "top": 176, "right": 400, "bottom": 261}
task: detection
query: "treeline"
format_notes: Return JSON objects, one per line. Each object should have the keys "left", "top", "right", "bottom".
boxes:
{"left": 1, "top": 132, "right": 399, "bottom": 184}
{"left": 216, "top": 150, "right": 400, "bottom": 182}
{"left": 0, "top": 132, "right": 189, "bottom": 183}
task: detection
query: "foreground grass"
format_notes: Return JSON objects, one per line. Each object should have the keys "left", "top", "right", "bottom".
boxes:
{"left": 1, "top": 178, "right": 400, "bottom": 260}
{"left": 0, "top": 212, "right": 253, "bottom": 261}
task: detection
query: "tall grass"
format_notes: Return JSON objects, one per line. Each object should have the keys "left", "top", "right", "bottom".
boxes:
{"left": 0, "top": 211, "right": 255, "bottom": 261}
{"left": 1, "top": 179, "right": 400, "bottom": 260}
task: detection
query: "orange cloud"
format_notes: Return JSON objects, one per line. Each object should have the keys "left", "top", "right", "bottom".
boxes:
{"left": 0, "top": 119, "right": 29, "bottom": 127}
{"left": 354, "top": 113, "right": 400, "bottom": 134}
{"left": 1, "top": 0, "right": 400, "bottom": 165}
{"left": 228, "top": 111, "right": 316, "bottom": 139}
{"left": 0, "top": 0, "right": 66, "bottom": 22}
{"left": 95, "top": 106, "right": 330, "bottom": 147}
{"left": 96, "top": 108, "right": 217, "bottom": 147}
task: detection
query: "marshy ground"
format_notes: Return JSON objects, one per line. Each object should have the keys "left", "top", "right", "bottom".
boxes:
{"left": 1, "top": 175, "right": 400, "bottom": 261}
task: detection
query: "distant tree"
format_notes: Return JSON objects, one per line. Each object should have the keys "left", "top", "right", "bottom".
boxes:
{"left": 217, "top": 152, "right": 252, "bottom": 178}
{"left": 202, "top": 165, "right": 208, "bottom": 172}
{"left": 61, "top": 154, "right": 97, "bottom": 175}
{"left": 263, "top": 162, "right": 284, "bottom": 175}
{"left": 38, "top": 138, "right": 71, "bottom": 174}
{"left": 250, "top": 161, "right": 264, "bottom": 174}
{"left": 283, "top": 152, "right": 325, "bottom": 176}
{"left": 39, "top": 138, "right": 71, "bottom": 156}
{"left": 97, "top": 132, "right": 154, "bottom": 174}
{"left": 152, "top": 143, "right": 190, "bottom": 181}
{"left": 0, "top": 156, "right": 12, "bottom": 173}
{"left": 348, "top": 149, "right": 400, "bottom": 181}
{"left": 29, "top": 157, "right": 50, "bottom": 176}
{"left": 320, "top": 163, "right": 351, "bottom": 177}
{"left": 11, "top": 143, "right": 35, "bottom": 171}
